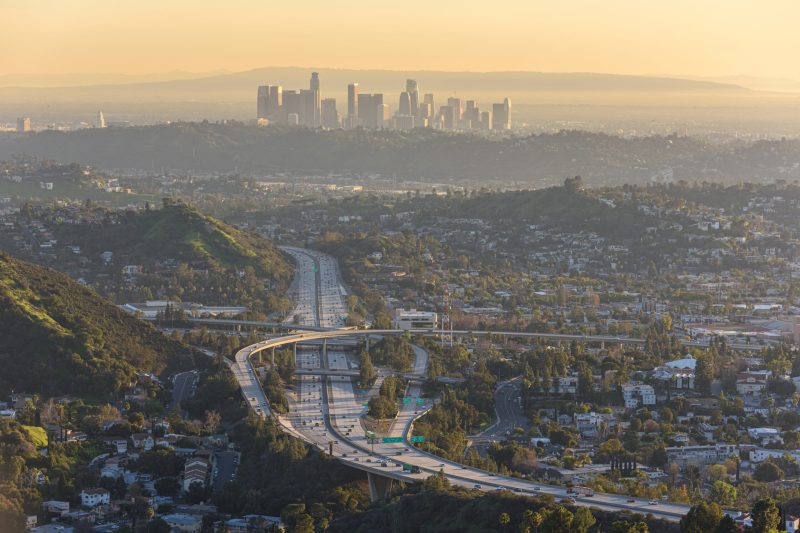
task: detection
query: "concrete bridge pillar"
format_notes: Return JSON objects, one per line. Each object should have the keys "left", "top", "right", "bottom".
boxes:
{"left": 323, "top": 338, "right": 328, "bottom": 361}
{"left": 367, "top": 472, "right": 394, "bottom": 502}
{"left": 293, "top": 342, "right": 297, "bottom": 362}
{"left": 365, "top": 336, "right": 371, "bottom": 352}
{"left": 600, "top": 341, "right": 605, "bottom": 350}
{"left": 271, "top": 347, "right": 275, "bottom": 367}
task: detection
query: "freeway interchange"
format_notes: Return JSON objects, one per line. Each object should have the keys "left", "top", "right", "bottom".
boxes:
{"left": 230, "top": 247, "right": 695, "bottom": 521}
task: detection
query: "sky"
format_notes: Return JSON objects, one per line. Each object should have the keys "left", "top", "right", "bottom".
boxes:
{"left": 2, "top": 0, "right": 799, "bottom": 79}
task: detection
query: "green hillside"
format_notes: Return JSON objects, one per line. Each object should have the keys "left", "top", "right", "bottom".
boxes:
{"left": 0, "top": 253, "right": 195, "bottom": 397}
{"left": 55, "top": 202, "right": 292, "bottom": 281}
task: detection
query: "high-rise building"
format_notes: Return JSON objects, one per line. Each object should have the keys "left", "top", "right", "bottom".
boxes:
{"left": 406, "top": 79, "right": 419, "bottom": 117}
{"left": 268, "top": 86, "right": 282, "bottom": 119}
{"left": 480, "top": 110, "right": 492, "bottom": 130}
{"left": 257, "top": 86, "right": 269, "bottom": 119}
{"left": 300, "top": 89, "right": 318, "bottom": 127}
{"left": 321, "top": 98, "right": 339, "bottom": 129}
{"left": 282, "top": 90, "right": 301, "bottom": 124}
{"left": 398, "top": 91, "right": 411, "bottom": 116}
{"left": 96, "top": 111, "right": 106, "bottom": 128}
{"left": 492, "top": 97, "right": 512, "bottom": 130}
{"left": 356, "top": 93, "right": 385, "bottom": 129}
{"left": 447, "top": 97, "right": 462, "bottom": 128}
{"left": 440, "top": 106, "right": 455, "bottom": 130}
{"left": 16, "top": 117, "right": 30, "bottom": 133}
{"left": 347, "top": 83, "right": 359, "bottom": 127}
{"left": 309, "top": 72, "right": 321, "bottom": 127}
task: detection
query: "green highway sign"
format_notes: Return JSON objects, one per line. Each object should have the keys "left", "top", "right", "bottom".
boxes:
{"left": 362, "top": 403, "right": 369, "bottom": 406}
{"left": 415, "top": 398, "right": 424, "bottom": 404}
{"left": 410, "top": 436, "right": 425, "bottom": 443}
{"left": 402, "top": 398, "right": 411, "bottom": 404}
{"left": 381, "top": 437, "right": 403, "bottom": 443}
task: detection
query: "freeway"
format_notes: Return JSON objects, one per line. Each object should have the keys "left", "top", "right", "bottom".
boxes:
{"left": 470, "top": 377, "right": 529, "bottom": 450}
{"left": 230, "top": 248, "right": 695, "bottom": 521}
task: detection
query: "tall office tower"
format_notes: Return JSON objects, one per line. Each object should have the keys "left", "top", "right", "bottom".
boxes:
{"left": 480, "top": 110, "right": 492, "bottom": 130}
{"left": 491, "top": 102, "right": 505, "bottom": 130}
{"left": 406, "top": 79, "right": 419, "bottom": 117}
{"left": 447, "top": 97, "right": 462, "bottom": 127}
{"left": 309, "top": 72, "right": 321, "bottom": 126}
{"left": 398, "top": 91, "right": 411, "bottom": 116}
{"left": 423, "top": 93, "right": 435, "bottom": 112}
{"left": 440, "top": 106, "right": 455, "bottom": 130}
{"left": 357, "top": 94, "right": 372, "bottom": 128}
{"left": 300, "top": 90, "right": 319, "bottom": 127}
{"left": 257, "top": 86, "right": 269, "bottom": 119}
{"left": 282, "top": 90, "right": 301, "bottom": 124}
{"left": 418, "top": 102, "right": 432, "bottom": 127}
{"left": 16, "top": 117, "right": 31, "bottom": 133}
{"left": 379, "top": 103, "right": 389, "bottom": 129}
{"left": 96, "top": 111, "right": 106, "bottom": 128}
{"left": 321, "top": 98, "right": 339, "bottom": 128}
{"left": 268, "top": 86, "right": 282, "bottom": 119}
{"left": 347, "top": 83, "right": 359, "bottom": 127}
{"left": 492, "top": 98, "right": 512, "bottom": 130}
{"left": 463, "top": 100, "right": 479, "bottom": 130}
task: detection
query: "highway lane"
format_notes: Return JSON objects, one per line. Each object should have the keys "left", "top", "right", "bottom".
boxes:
{"left": 170, "top": 370, "right": 198, "bottom": 410}
{"left": 230, "top": 247, "right": 694, "bottom": 521}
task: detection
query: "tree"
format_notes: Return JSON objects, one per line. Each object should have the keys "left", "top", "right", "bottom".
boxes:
{"left": 753, "top": 460, "right": 784, "bottom": 482}
{"left": 706, "top": 464, "right": 728, "bottom": 483}
{"left": 708, "top": 480, "right": 737, "bottom": 507}
{"left": 202, "top": 410, "right": 221, "bottom": 435}
{"left": 499, "top": 512, "right": 511, "bottom": 529}
{"left": 751, "top": 498, "right": 780, "bottom": 533}
{"left": 611, "top": 521, "right": 649, "bottom": 533}
{"left": 358, "top": 350, "right": 376, "bottom": 388}
{"left": 571, "top": 507, "right": 596, "bottom": 533}
{"left": 294, "top": 513, "right": 315, "bottom": 533}
{"left": 680, "top": 501, "right": 723, "bottom": 533}
{"left": 540, "top": 505, "right": 574, "bottom": 533}
{"left": 713, "top": 515, "right": 738, "bottom": 533}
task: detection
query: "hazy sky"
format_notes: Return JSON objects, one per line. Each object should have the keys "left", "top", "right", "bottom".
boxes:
{"left": 3, "top": 0, "right": 799, "bottom": 78}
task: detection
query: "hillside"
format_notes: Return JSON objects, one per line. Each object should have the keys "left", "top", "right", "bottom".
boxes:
{"left": 0, "top": 253, "right": 195, "bottom": 397}
{"left": 6, "top": 123, "right": 800, "bottom": 186}
{"left": 54, "top": 202, "right": 293, "bottom": 282}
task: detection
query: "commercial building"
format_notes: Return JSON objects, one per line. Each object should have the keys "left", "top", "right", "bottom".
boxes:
{"left": 665, "top": 444, "right": 738, "bottom": 466}
{"left": 621, "top": 383, "right": 656, "bottom": 408}
{"left": 16, "top": 117, "right": 31, "bottom": 133}
{"left": 393, "top": 309, "right": 438, "bottom": 330}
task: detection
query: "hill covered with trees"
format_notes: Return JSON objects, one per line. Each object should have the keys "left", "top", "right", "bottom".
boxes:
{"left": 0, "top": 253, "right": 195, "bottom": 397}
{"left": 6, "top": 122, "right": 800, "bottom": 186}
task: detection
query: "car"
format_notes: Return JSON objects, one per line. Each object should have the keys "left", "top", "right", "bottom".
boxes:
{"left": 648, "top": 500, "right": 658, "bottom": 505}
{"left": 473, "top": 484, "right": 482, "bottom": 489}
{"left": 534, "top": 487, "right": 541, "bottom": 491}
{"left": 495, "top": 486, "right": 505, "bottom": 491}
{"left": 381, "top": 462, "right": 388, "bottom": 467}
{"left": 512, "top": 488, "right": 521, "bottom": 493}
{"left": 353, "top": 458, "right": 359, "bottom": 462}
{"left": 627, "top": 498, "right": 636, "bottom": 503}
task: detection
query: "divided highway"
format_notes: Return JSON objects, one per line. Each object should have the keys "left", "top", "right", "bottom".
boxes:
{"left": 230, "top": 247, "right": 694, "bottom": 521}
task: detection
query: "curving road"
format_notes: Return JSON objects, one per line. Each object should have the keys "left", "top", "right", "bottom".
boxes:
{"left": 230, "top": 248, "right": 694, "bottom": 522}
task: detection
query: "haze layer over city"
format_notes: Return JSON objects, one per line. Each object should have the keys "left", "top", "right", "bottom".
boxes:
{"left": 4, "top": 2, "right": 800, "bottom": 533}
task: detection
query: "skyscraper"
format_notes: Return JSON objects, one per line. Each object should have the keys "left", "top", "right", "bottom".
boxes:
{"left": 321, "top": 98, "right": 339, "bottom": 129}
{"left": 406, "top": 79, "right": 419, "bottom": 118}
{"left": 96, "top": 111, "right": 106, "bottom": 128}
{"left": 309, "top": 72, "right": 321, "bottom": 127}
{"left": 447, "top": 97, "right": 462, "bottom": 128}
{"left": 491, "top": 98, "right": 511, "bottom": 130}
{"left": 398, "top": 91, "right": 411, "bottom": 116}
{"left": 268, "top": 86, "right": 282, "bottom": 119}
{"left": 16, "top": 117, "right": 30, "bottom": 133}
{"left": 257, "top": 86, "right": 269, "bottom": 119}
{"left": 347, "top": 83, "right": 359, "bottom": 127}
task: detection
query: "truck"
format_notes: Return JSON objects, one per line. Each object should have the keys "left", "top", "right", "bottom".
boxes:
{"left": 402, "top": 464, "right": 421, "bottom": 474}
{"left": 566, "top": 486, "right": 594, "bottom": 497}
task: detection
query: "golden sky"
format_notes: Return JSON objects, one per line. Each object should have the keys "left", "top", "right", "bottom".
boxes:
{"left": 3, "top": 0, "right": 799, "bottom": 78}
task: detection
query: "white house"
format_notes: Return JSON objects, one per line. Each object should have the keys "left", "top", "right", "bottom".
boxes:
{"left": 621, "top": 383, "right": 656, "bottom": 408}
{"left": 80, "top": 488, "right": 110, "bottom": 508}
